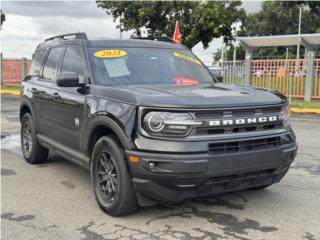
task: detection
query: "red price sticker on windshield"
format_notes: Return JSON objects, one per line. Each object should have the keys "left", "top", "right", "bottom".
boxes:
{"left": 94, "top": 50, "right": 127, "bottom": 58}
{"left": 174, "top": 77, "right": 199, "bottom": 86}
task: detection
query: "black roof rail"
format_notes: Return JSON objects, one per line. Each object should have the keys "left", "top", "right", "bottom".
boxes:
{"left": 45, "top": 32, "right": 88, "bottom": 42}
{"left": 131, "top": 36, "right": 175, "bottom": 43}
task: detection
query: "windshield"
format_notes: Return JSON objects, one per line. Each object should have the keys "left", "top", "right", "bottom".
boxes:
{"left": 89, "top": 47, "right": 214, "bottom": 86}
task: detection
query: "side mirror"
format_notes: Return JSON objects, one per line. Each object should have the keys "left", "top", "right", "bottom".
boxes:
{"left": 57, "top": 72, "right": 83, "bottom": 87}
{"left": 208, "top": 68, "right": 223, "bottom": 83}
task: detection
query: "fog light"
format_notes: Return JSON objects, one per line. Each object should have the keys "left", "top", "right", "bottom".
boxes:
{"left": 149, "top": 162, "right": 155, "bottom": 169}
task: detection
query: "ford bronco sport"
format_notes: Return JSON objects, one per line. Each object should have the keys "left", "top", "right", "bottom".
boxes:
{"left": 20, "top": 32, "right": 297, "bottom": 216}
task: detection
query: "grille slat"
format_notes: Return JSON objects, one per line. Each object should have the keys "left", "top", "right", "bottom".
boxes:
{"left": 206, "top": 168, "right": 276, "bottom": 185}
{"left": 208, "top": 137, "right": 282, "bottom": 155}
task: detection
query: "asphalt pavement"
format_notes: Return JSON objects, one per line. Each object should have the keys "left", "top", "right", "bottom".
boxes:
{"left": 1, "top": 94, "right": 320, "bottom": 240}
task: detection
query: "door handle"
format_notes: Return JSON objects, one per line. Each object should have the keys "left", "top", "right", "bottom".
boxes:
{"left": 51, "top": 92, "right": 61, "bottom": 101}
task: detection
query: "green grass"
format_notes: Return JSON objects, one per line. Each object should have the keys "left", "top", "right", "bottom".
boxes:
{"left": 0, "top": 85, "right": 21, "bottom": 91}
{"left": 290, "top": 99, "right": 320, "bottom": 109}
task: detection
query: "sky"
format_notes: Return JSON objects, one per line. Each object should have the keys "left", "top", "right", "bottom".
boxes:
{"left": 0, "top": 0, "right": 262, "bottom": 64}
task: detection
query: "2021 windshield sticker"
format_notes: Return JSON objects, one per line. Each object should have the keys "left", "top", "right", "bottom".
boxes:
{"left": 173, "top": 52, "right": 201, "bottom": 65}
{"left": 94, "top": 49, "right": 127, "bottom": 58}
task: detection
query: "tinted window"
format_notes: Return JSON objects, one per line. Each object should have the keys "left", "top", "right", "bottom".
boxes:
{"left": 61, "top": 46, "right": 86, "bottom": 81}
{"left": 29, "top": 50, "right": 45, "bottom": 76}
{"left": 89, "top": 48, "right": 213, "bottom": 86}
{"left": 42, "top": 47, "right": 63, "bottom": 81}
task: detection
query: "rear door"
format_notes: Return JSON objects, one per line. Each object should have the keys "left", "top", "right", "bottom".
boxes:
{"left": 23, "top": 49, "right": 46, "bottom": 127}
{"left": 36, "top": 47, "right": 64, "bottom": 137}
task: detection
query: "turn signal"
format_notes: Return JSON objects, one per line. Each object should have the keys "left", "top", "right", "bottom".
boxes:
{"left": 128, "top": 155, "right": 140, "bottom": 164}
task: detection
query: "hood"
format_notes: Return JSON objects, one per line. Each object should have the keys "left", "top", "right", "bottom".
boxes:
{"left": 92, "top": 83, "right": 286, "bottom": 109}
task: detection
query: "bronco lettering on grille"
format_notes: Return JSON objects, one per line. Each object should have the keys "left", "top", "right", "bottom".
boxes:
{"left": 208, "top": 116, "right": 279, "bottom": 126}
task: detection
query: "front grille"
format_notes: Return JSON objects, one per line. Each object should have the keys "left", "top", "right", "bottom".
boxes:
{"left": 208, "top": 136, "right": 282, "bottom": 155}
{"left": 193, "top": 105, "right": 283, "bottom": 136}
{"left": 196, "top": 123, "right": 283, "bottom": 135}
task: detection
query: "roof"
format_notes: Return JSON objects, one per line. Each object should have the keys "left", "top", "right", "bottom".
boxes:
{"left": 237, "top": 33, "right": 320, "bottom": 49}
{"left": 87, "top": 39, "right": 186, "bottom": 49}
{"left": 37, "top": 32, "right": 187, "bottom": 50}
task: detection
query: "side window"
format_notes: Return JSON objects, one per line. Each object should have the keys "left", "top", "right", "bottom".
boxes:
{"left": 29, "top": 50, "right": 45, "bottom": 76}
{"left": 42, "top": 47, "right": 63, "bottom": 81}
{"left": 61, "top": 46, "right": 86, "bottom": 81}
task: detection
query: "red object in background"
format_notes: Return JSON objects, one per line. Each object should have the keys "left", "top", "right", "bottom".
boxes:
{"left": 172, "top": 21, "right": 182, "bottom": 44}
{"left": 174, "top": 77, "right": 199, "bottom": 86}
{"left": 2, "top": 59, "right": 32, "bottom": 86}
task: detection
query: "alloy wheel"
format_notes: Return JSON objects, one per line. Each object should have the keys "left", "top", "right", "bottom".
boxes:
{"left": 22, "top": 120, "right": 33, "bottom": 157}
{"left": 96, "top": 151, "right": 118, "bottom": 202}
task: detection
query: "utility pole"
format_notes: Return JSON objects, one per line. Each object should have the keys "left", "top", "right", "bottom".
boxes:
{"left": 119, "top": 16, "right": 123, "bottom": 39}
{"left": 233, "top": 26, "right": 238, "bottom": 64}
{"left": 286, "top": 47, "right": 292, "bottom": 104}
{"left": 0, "top": 10, "right": 6, "bottom": 30}
{"left": 221, "top": 45, "right": 225, "bottom": 77}
{"left": 296, "top": 6, "right": 302, "bottom": 72}
{"left": 233, "top": 47, "right": 237, "bottom": 63}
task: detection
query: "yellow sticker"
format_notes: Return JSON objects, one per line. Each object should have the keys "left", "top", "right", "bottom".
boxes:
{"left": 94, "top": 49, "right": 127, "bottom": 58}
{"left": 173, "top": 52, "right": 201, "bottom": 65}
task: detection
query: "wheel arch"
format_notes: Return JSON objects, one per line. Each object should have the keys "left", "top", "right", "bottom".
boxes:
{"left": 20, "top": 98, "right": 35, "bottom": 122}
{"left": 84, "top": 115, "right": 132, "bottom": 158}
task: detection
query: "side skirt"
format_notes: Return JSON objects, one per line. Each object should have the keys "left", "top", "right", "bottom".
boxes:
{"left": 37, "top": 134, "right": 90, "bottom": 170}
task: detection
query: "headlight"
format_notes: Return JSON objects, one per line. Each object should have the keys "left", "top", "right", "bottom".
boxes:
{"left": 143, "top": 112, "right": 202, "bottom": 137}
{"left": 281, "top": 104, "right": 291, "bottom": 130}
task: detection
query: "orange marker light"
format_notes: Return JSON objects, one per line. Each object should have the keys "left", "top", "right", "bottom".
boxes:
{"left": 128, "top": 155, "right": 140, "bottom": 164}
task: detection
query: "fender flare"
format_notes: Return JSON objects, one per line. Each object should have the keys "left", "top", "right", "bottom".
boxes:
{"left": 20, "top": 98, "right": 39, "bottom": 128}
{"left": 83, "top": 115, "right": 132, "bottom": 156}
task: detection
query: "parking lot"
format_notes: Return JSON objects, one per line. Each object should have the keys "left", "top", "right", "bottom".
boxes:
{"left": 1, "top": 94, "right": 320, "bottom": 240}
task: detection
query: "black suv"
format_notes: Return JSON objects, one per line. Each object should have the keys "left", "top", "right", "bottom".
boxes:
{"left": 20, "top": 32, "right": 297, "bottom": 216}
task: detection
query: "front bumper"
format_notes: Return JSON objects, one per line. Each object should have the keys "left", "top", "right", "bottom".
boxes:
{"left": 126, "top": 139, "right": 297, "bottom": 206}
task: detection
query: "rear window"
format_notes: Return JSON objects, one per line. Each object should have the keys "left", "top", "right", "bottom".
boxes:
{"left": 89, "top": 48, "right": 213, "bottom": 86}
{"left": 29, "top": 50, "right": 45, "bottom": 76}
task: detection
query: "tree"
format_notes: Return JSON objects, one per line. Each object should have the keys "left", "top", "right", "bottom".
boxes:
{"left": 238, "top": 1, "right": 320, "bottom": 58}
{"left": 214, "top": 46, "right": 245, "bottom": 62}
{"left": 241, "top": 1, "right": 320, "bottom": 37}
{"left": 96, "top": 1, "right": 246, "bottom": 49}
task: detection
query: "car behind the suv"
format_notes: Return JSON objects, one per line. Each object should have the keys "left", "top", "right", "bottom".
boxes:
{"left": 20, "top": 32, "right": 297, "bottom": 216}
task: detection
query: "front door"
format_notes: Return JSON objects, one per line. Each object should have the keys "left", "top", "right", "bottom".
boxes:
{"left": 41, "top": 45, "right": 88, "bottom": 152}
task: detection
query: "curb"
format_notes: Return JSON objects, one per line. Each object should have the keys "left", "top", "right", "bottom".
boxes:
{"left": 0, "top": 89, "right": 20, "bottom": 96}
{"left": 290, "top": 107, "right": 320, "bottom": 114}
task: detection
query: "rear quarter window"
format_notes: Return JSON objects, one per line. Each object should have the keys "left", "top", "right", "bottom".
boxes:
{"left": 29, "top": 50, "right": 45, "bottom": 76}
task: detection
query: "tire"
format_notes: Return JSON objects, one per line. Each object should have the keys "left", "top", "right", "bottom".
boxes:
{"left": 21, "top": 113, "right": 49, "bottom": 164}
{"left": 91, "top": 136, "right": 138, "bottom": 216}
